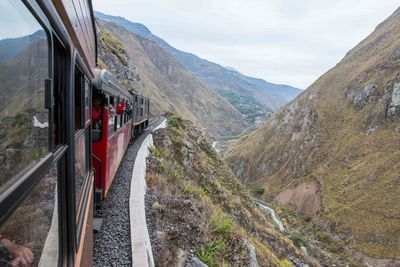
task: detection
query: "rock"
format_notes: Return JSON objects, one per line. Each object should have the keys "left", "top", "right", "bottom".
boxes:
{"left": 291, "top": 132, "right": 301, "bottom": 141}
{"left": 163, "top": 136, "right": 172, "bottom": 147}
{"left": 23, "top": 135, "right": 35, "bottom": 148}
{"left": 185, "top": 257, "right": 208, "bottom": 267}
{"left": 243, "top": 240, "right": 258, "bottom": 267}
{"left": 345, "top": 84, "right": 377, "bottom": 108}
{"left": 300, "top": 246, "right": 308, "bottom": 255}
{"left": 389, "top": 76, "right": 400, "bottom": 107}
{"left": 158, "top": 247, "right": 186, "bottom": 267}
{"left": 366, "top": 125, "right": 379, "bottom": 135}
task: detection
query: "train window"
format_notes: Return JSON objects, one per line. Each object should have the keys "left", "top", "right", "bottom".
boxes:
{"left": 0, "top": 164, "right": 59, "bottom": 266}
{"left": 0, "top": 0, "right": 50, "bottom": 195}
{"left": 108, "top": 96, "right": 116, "bottom": 136}
{"left": 74, "top": 67, "right": 84, "bottom": 130}
{"left": 74, "top": 64, "right": 90, "bottom": 212}
{"left": 74, "top": 132, "right": 88, "bottom": 211}
{"left": 84, "top": 80, "right": 90, "bottom": 125}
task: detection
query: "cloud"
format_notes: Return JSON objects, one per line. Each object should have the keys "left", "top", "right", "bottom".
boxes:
{"left": 93, "top": 0, "right": 399, "bottom": 88}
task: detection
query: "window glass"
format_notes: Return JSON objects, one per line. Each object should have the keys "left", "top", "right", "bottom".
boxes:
{"left": 0, "top": 164, "right": 59, "bottom": 266}
{"left": 84, "top": 80, "right": 90, "bottom": 124}
{"left": 108, "top": 96, "right": 116, "bottom": 136}
{"left": 0, "top": 0, "right": 50, "bottom": 195}
{"left": 74, "top": 67, "right": 83, "bottom": 130}
{"left": 75, "top": 132, "right": 87, "bottom": 210}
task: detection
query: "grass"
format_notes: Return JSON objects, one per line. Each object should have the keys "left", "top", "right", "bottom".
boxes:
{"left": 289, "top": 235, "right": 308, "bottom": 248}
{"left": 210, "top": 214, "right": 233, "bottom": 237}
{"left": 196, "top": 239, "right": 227, "bottom": 267}
{"left": 148, "top": 146, "right": 162, "bottom": 158}
{"left": 169, "top": 116, "right": 183, "bottom": 130}
{"left": 181, "top": 180, "right": 208, "bottom": 200}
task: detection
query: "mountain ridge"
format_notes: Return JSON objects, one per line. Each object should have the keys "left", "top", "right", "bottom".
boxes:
{"left": 94, "top": 11, "right": 302, "bottom": 113}
{"left": 97, "top": 19, "right": 249, "bottom": 138}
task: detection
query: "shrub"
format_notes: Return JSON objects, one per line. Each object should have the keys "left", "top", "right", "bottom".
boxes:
{"left": 181, "top": 181, "right": 208, "bottom": 200}
{"left": 148, "top": 146, "right": 162, "bottom": 158}
{"left": 158, "top": 161, "right": 166, "bottom": 172}
{"left": 210, "top": 214, "right": 233, "bottom": 237}
{"left": 289, "top": 235, "right": 308, "bottom": 248}
{"left": 196, "top": 239, "right": 227, "bottom": 267}
{"left": 251, "top": 185, "right": 265, "bottom": 196}
{"left": 171, "top": 170, "right": 180, "bottom": 181}
{"left": 169, "top": 116, "right": 182, "bottom": 129}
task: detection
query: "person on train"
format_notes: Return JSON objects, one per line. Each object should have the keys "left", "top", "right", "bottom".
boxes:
{"left": 117, "top": 100, "right": 125, "bottom": 115}
{"left": 0, "top": 235, "right": 33, "bottom": 267}
{"left": 92, "top": 93, "right": 103, "bottom": 129}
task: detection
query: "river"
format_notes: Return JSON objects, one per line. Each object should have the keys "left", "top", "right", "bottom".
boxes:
{"left": 251, "top": 197, "right": 285, "bottom": 232}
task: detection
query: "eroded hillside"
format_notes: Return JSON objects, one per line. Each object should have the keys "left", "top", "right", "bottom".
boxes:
{"left": 226, "top": 8, "right": 400, "bottom": 265}
{"left": 97, "top": 19, "right": 248, "bottom": 138}
{"left": 145, "top": 116, "right": 338, "bottom": 267}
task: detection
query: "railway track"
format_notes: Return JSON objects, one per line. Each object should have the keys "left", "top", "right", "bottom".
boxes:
{"left": 93, "top": 116, "right": 164, "bottom": 266}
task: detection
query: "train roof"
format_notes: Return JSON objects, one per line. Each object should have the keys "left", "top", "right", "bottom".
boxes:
{"left": 93, "top": 69, "right": 133, "bottom": 100}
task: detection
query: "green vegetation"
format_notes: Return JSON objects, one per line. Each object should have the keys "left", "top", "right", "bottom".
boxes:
{"left": 148, "top": 146, "right": 162, "bottom": 158}
{"left": 289, "top": 235, "right": 308, "bottom": 248}
{"left": 15, "top": 112, "right": 29, "bottom": 126}
{"left": 196, "top": 239, "right": 227, "bottom": 267}
{"left": 214, "top": 88, "right": 270, "bottom": 123}
{"left": 210, "top": 214, "right": 233, "bottom": 237}
{"left": 181, "top": 180, "right": 208, "bottom": 200}
{"left": 169, "top": 116, "right": 183, "bottom": 129}
{"left": 251, "top": 185, "right": 265, "bottom": 196}
{"left": 158, "top": 161, "right": 166, "bottom": 173}
{"left": 101, "top": 29, "right": 128, "bottom": 65}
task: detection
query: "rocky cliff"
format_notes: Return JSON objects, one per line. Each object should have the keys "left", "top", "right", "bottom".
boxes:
{"left": 226, "top": 7, "right": 400, "bottom": 265}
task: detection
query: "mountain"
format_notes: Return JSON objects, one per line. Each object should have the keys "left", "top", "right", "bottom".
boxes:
{"left": 0, "top": 30, "right": 45, "bottom": 63}
{"left": 94, "top": 11, "right": 301, "bottom": 117}
{"left": 97, "top": 19, "right": 249, "bottom": 138}
{"left": 146, "top": 115, "right": 347, "bottom": 266}
{"left": 226, "top": 7, "right": 400, "bottom": 265}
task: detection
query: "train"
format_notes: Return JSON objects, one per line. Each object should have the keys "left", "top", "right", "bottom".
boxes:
{"left": 0, "top": 0, "right": 149, "bottom": 266}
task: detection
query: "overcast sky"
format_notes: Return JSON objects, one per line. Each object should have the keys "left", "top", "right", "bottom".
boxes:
{"left": 93, "top": 0, "right": 399, "bottom": 89}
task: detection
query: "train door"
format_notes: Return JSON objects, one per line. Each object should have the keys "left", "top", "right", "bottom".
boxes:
{"left": 0, "top": 1, "right": 70, "bottom": 266}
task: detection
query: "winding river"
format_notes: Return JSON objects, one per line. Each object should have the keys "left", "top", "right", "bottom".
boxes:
{"left": 251, "top": 197, "right": 285, "bottom": 232}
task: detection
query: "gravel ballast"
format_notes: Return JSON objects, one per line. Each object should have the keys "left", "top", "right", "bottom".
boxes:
{"left": 94, "top": 116, "right": 163, "bottom": 266}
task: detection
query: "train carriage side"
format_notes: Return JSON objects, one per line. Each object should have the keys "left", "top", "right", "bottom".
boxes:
{"left": 0, "top": 0, "right": 97, "bottom": 266}
{"left": 131, "top": 93, "right": 150, "bottom": 138}
{"left": 92, "top": 69, "right": 134, "bottom": 201}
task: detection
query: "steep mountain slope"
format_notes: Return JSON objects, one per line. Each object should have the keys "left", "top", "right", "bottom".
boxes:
{"left": 94, "top": 11, "right": 301, "bottom": 114}
{"left": 145, "top": 115, "right": 350, "bottom": 266}
{"left": 226, "top": 8, "right": 400, "bottom": 265}
{"left": 97, "top": 19, "right": 248, "bottom": 138}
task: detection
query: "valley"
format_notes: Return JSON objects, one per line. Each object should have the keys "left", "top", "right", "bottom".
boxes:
{"left": 94, "top": 6, "right": 400, "bottom": 266}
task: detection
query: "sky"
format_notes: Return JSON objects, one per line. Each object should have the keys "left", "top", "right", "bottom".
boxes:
{"left": 94, "top": 0, "right": 399, "bottom": 89}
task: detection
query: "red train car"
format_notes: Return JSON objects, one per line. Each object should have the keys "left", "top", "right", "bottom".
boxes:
{"left": 92, "top": 69, "right": 137, "bottom": 200}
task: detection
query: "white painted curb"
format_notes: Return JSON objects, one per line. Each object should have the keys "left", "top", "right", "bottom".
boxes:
{"left": 130, "top": 119, "right": 166, "bottom": 267}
